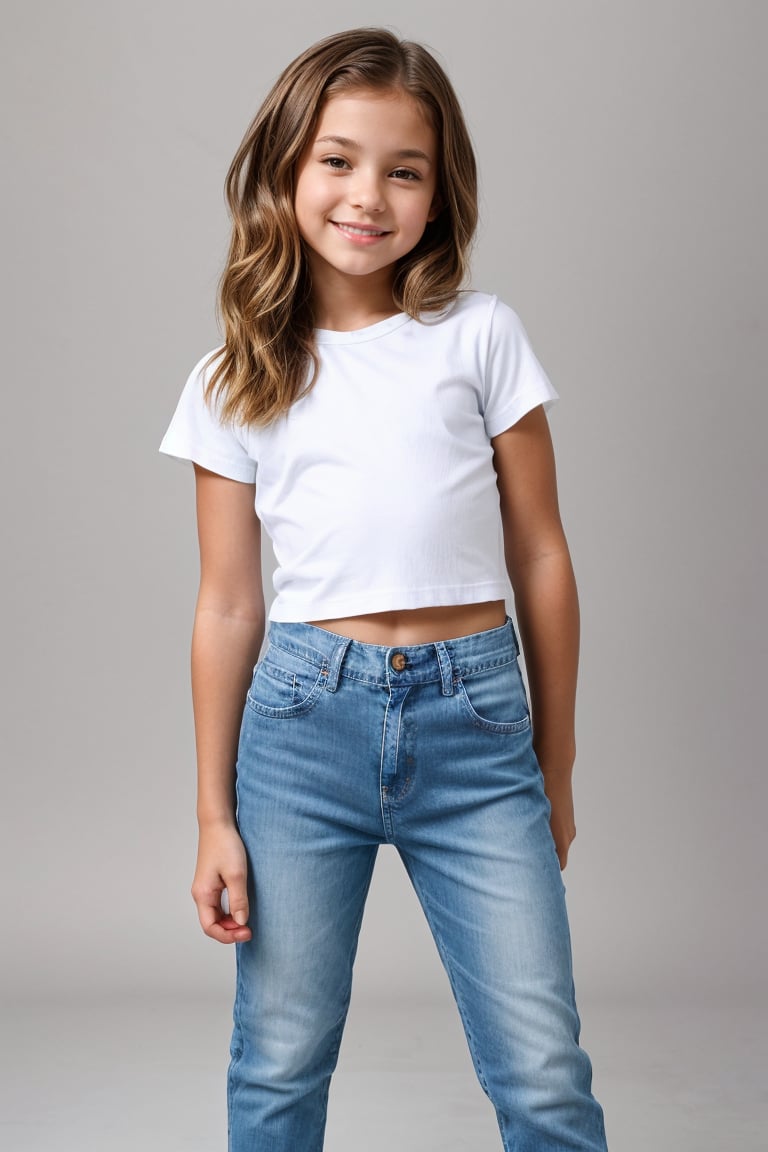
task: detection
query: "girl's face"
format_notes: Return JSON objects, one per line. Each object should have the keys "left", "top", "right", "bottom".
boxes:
{"left": 294, "top": 88, "right": 440, "bottom": 292}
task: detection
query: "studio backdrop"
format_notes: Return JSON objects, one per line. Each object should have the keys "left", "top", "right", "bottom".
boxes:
{"left": 1, "top": 0, "right": 764, "bottom": 1009}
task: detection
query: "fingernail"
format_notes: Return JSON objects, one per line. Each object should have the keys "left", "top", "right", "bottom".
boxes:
{"left": 234, "top": 910, "right": 248, "bottom": 926}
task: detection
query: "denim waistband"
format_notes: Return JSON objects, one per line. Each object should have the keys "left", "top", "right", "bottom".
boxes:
{"left": 264, "top": 616, "right": 520, "bottom": 694}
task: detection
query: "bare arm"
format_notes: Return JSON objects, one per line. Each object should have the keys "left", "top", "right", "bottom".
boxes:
{"left": 491, "top": 405, "right": 580, "bottom": 868}
{"left": 190, "top": 463, "right": 265, "bottom": 941}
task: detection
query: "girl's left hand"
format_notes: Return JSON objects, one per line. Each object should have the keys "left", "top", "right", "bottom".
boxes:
{"left": 541, "top": 771, "right": 576, "bottom": 870}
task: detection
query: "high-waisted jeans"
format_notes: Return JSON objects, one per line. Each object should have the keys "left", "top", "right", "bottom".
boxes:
{"left": 228, "top": 617, "right": 608, "bottom": 1151}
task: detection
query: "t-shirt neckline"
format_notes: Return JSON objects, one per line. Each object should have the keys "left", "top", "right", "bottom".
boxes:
{"left": 314, "top": 311, "right": 412, "bottom": 345}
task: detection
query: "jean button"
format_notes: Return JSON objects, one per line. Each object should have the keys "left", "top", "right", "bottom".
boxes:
{"left": 390, "top": 652, "right": 407, "bottom": 671}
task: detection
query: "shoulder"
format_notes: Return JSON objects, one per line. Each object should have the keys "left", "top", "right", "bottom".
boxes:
{"left": 421, "top": 289, "right": 496, "bottom": 328}
{"left": 421, "top": 290, "right": 530, "bottom": 344}
{"left": 160, "top": 344, "right": 258, "bottom": 483}
{"left": 176, "top": 345, "right": 241, "bottom": 427}
{"left": 413, "top": 292, "right": 495, "bottom": 363}
{"left": 184, "top": 345, "right": 227, "bottom": 395}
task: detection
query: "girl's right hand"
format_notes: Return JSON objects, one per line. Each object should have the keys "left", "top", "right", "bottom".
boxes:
{"left": 191, "top": 822, "right": 253, "bottom": 944}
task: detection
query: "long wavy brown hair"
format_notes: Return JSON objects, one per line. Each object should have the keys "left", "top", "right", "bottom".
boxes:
{"left": 204, "top": 27, "right": 478, "bottom": 427}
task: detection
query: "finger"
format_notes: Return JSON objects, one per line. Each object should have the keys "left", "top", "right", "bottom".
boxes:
{"left": 195, "top": 889, "right": 223, "bottom": 935}
{"left": 204, "top": 921, "right": 253, "bottom": 944}
{"left": 196, "top": 891, "right": 221, "bottom": 932}
{"left": 209, "top": 916, "right": 253, "bottom": 944}
{"left": 197, "top": 898, "right": 252, "bottom": 944}
{"left": 558, "top": 836, "right": 573, "bottom": 870}
{"left": 219, "top": 913, "right": 253, "bottom": 938}
{"left": 224, "top": 877, "right": 250, "bottom": 928}
{"left": 550, "top": 834, "right": 566, "bottom": 871}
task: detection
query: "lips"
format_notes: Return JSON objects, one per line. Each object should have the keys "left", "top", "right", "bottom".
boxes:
{"left": 332, "top": 221, "right": 390, "bottom": 237}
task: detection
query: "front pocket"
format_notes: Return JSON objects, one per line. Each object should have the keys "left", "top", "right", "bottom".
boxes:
{"left": 456, "top": 658, "right": 531, "bottom": 733}
{"left": 246, "top": 643, "right": 326, "bottom": 718}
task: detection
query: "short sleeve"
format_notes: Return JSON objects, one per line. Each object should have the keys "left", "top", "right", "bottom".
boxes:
{"left": 159, "top": 349, "right": 258, "bottom": 484}
{"left": 482, "top": 297, "right": 560, "bottom": 438}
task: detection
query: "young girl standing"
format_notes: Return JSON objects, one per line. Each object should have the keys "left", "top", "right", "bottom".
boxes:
{"left": 161, "top": 27, "right": 608, "bottom": 1152}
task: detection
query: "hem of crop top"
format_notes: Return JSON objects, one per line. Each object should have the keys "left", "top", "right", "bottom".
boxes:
{"left": 267, "top": 579, "right": 510, "bottom": 623}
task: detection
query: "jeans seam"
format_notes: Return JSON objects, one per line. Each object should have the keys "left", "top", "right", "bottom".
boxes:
{"left": 379, "top": 689, "right": 390, "bottom": 836}
{"left": 454, "top": 678, "right": 531, "bottom": 734}
{"left": 268, "top": 637, "right": 327, "bottom": 667}
{"left": 245, "top": 672, "right": 325, "bottom": 718}
{"left": 453, "top": 654, "right": 518, "bottom": 676}
{"left": 342, "top": 669, "right": 443, "bottom": 686}
{"left": 227, "top": 945, "right": 246, "bottom": 1142}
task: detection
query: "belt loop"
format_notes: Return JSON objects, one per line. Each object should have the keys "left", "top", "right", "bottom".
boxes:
{"left": 434, "top": 641, "right": 454, "bottom": 696}
{"left": 324, "top": 636, "right": 351, "bottom": 692}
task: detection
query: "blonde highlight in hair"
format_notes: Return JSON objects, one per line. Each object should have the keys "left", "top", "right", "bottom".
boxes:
{"left": 206, "top": 27, "right": 478, "bottom": 427}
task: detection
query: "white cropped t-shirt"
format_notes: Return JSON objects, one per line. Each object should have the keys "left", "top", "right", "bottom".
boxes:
{"left": 160, "top": 291, "right": 559, "bottom": 621}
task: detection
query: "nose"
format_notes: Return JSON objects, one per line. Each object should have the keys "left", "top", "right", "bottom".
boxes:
{"left": 349, "top": 170, "right": 386, "bottom": 214}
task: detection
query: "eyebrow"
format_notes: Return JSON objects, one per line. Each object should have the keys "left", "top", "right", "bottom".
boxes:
{"left": 314, "top": 135, "right": 433, "bottom": 165}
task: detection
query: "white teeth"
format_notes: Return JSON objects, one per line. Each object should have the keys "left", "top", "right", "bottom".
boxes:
{"left": 336, "top": 223, "right": 385, "bottom": 236}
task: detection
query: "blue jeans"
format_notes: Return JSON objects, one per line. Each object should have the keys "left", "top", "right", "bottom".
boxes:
{"left": 229, "top": 618, "right": 607, "bottom": 1151}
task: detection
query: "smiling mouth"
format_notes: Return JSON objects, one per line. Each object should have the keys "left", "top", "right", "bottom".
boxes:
{"left": 332, "top": 222, "right": 390, "bottom": 237}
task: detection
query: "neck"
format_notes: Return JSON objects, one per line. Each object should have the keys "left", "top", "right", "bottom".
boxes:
{"left": 309, "top": 261, "right": 400, "bottom": 332}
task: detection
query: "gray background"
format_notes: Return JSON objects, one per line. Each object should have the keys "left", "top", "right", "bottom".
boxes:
{"left": 2, "top": 1, "right": 765, "bottom": 1149}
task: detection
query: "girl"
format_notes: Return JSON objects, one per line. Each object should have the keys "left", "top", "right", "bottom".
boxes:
{"left": 160, "top": 27, "right": 608, "bottom": 1152}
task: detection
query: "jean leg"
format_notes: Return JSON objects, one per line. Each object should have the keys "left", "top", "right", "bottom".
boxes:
{"left": 228, "top": 844, "right": 376, "bottom": 1152}
{"left": 228, "top": 685, "right": 379, "bottom": 1152}
{"left": 394, "top": 699, "right": 607, "bottom": 1149}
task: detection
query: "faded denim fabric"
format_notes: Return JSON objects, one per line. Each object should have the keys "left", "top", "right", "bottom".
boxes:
{"left": 228, "top": 617, "right": 607, "bottom": 1151}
